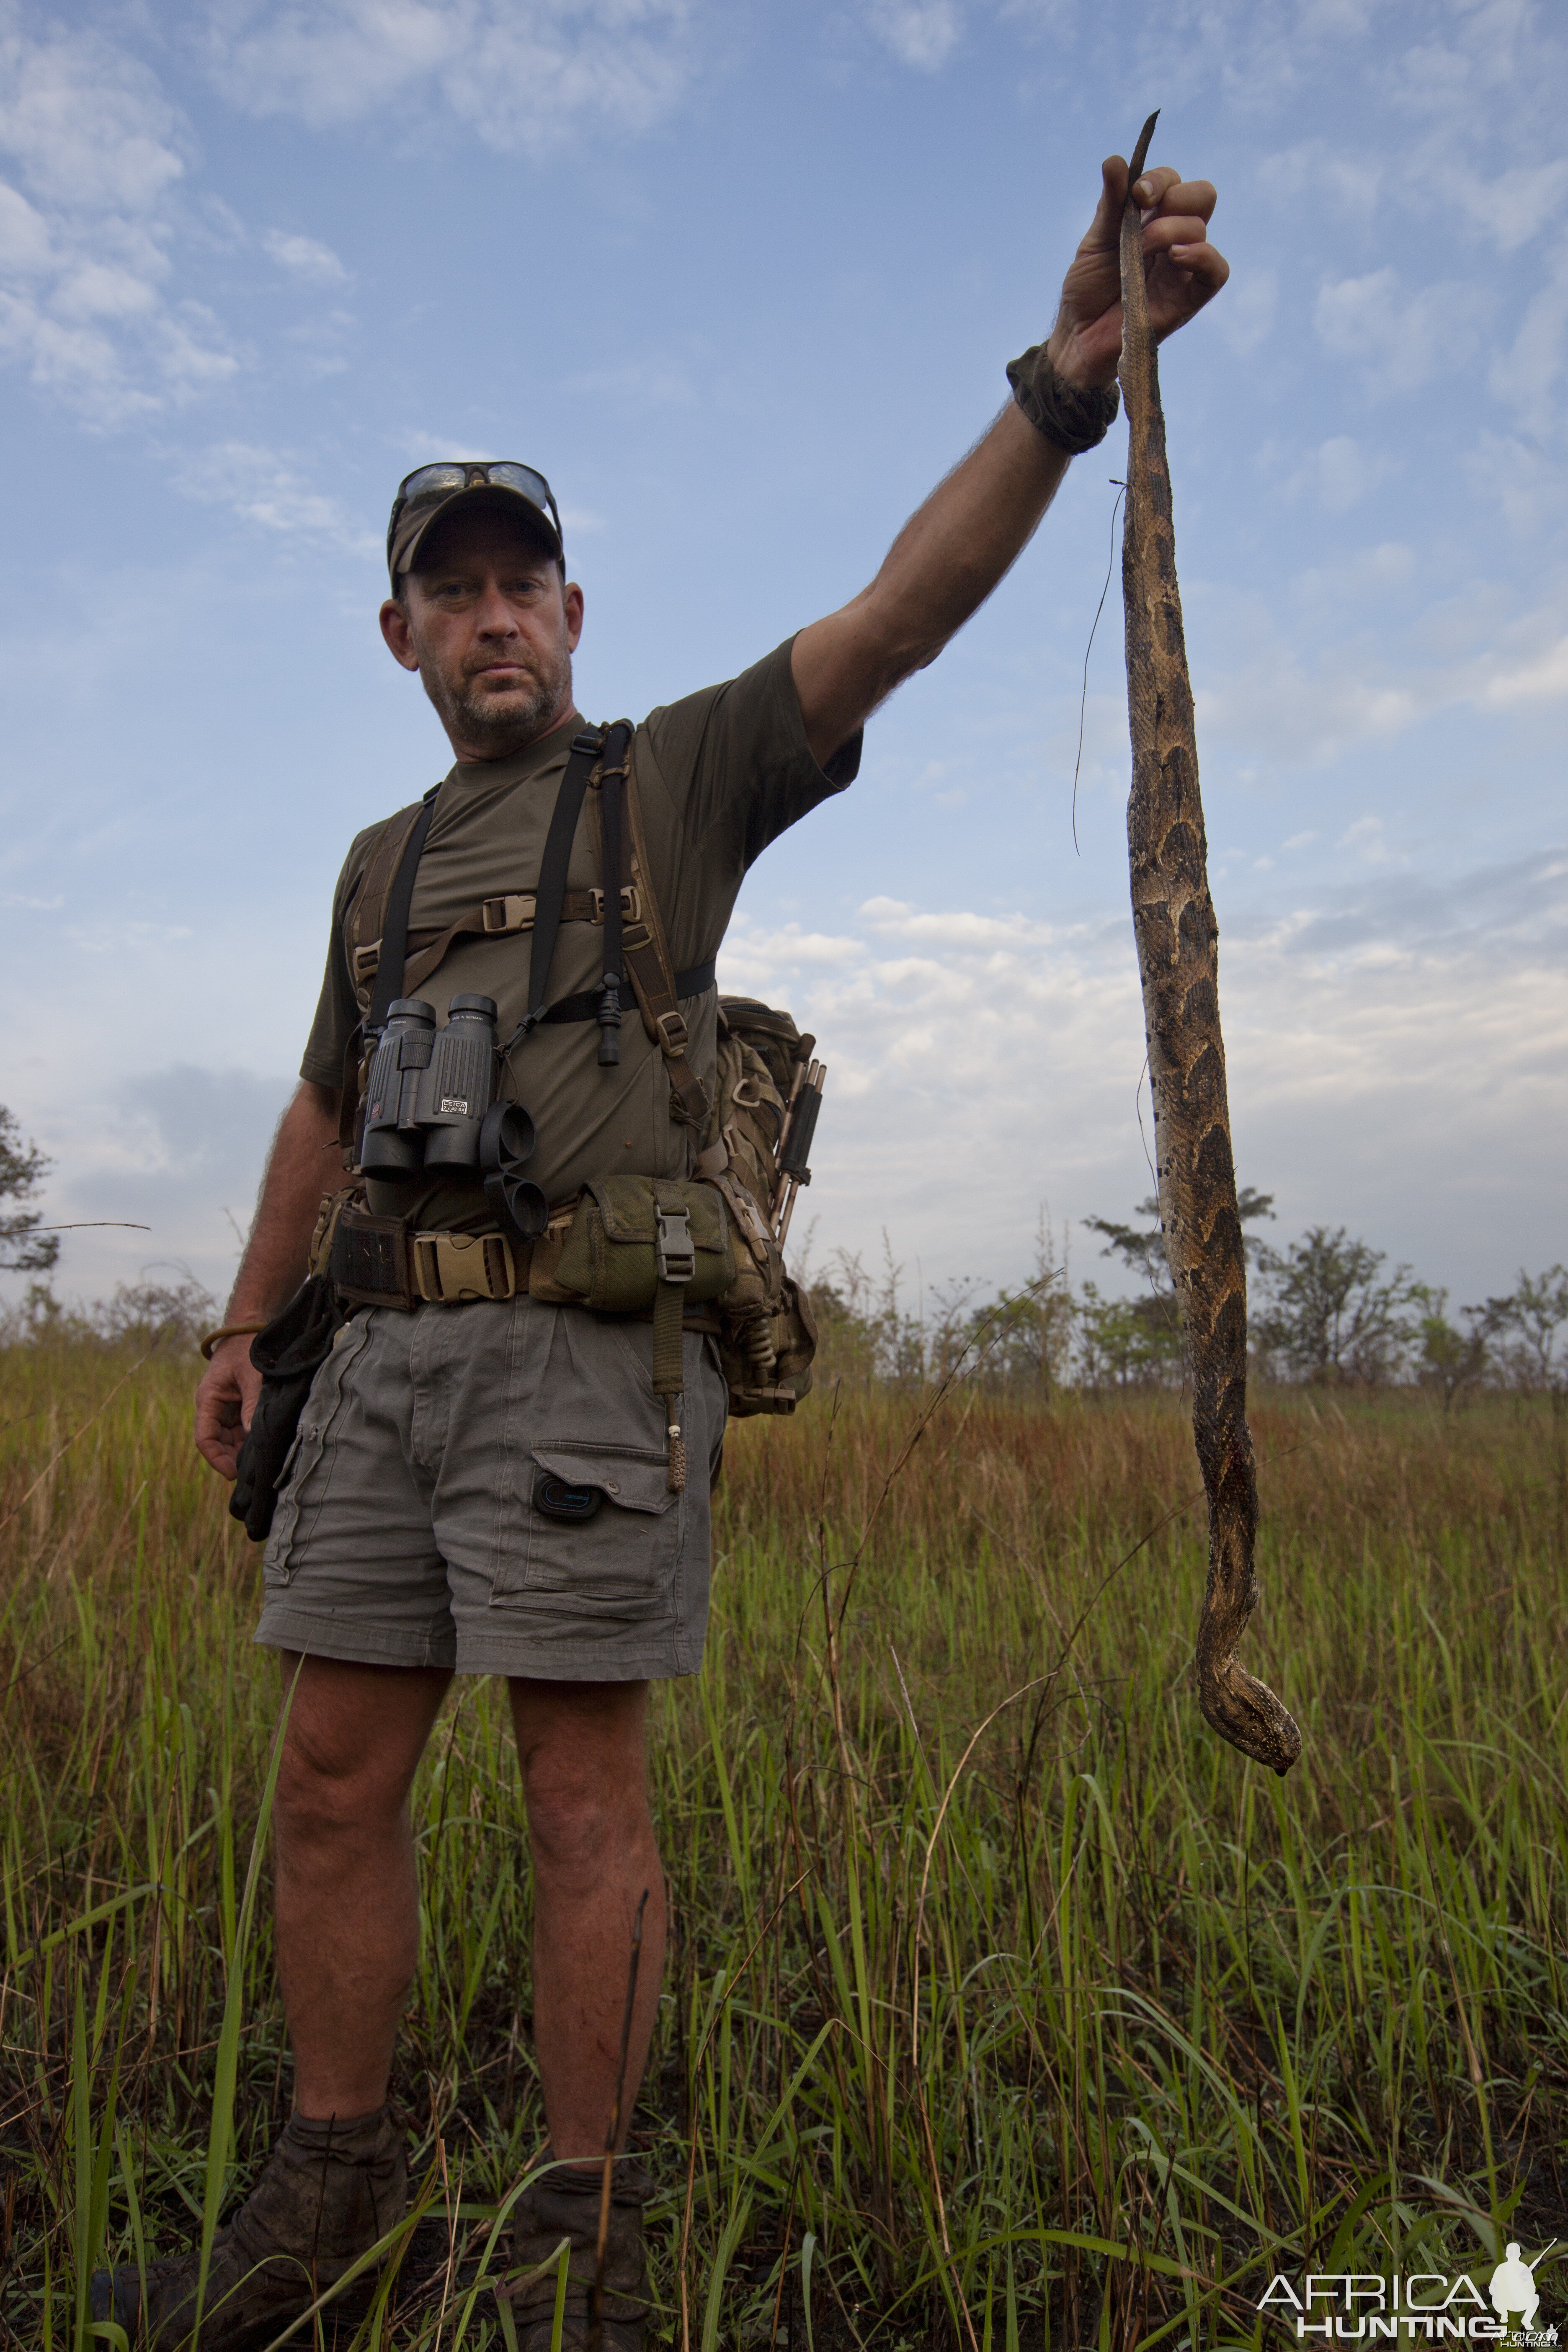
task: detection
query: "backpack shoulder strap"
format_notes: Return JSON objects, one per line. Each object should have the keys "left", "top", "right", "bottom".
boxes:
{"left": 619, "top": 730, "right": 711, "bottom": 1130}
{"left": 344, "top": 797, "right": 429, "bottom": 1015}
{"left": 337, "top": 787, "right": 438, "bottom": 1154}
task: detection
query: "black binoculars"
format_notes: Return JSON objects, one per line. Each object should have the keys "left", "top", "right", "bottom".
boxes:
{"left": 360, "top": 995, "right": 547, "bottom": 1240}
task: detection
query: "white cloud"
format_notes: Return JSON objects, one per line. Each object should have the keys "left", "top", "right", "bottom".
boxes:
{"left": 860, "top": 0, "right": 965, "bottom": 70}
{"left": 0, "top": 18, "right": 185, "bottom": 214}
{"left": 709, "top": 851, "right": 1566, "bottom": 1300}
{"left": 1293, "top": 541, "right": 1415, "bottom": 608}
{"left": 1453, "top": 157, "right": 1568, "bottom": 255}
{"left": 1197, "top": 654, "right": 1418, "bottom": 766}
{"left": 1465, "top": 430, "right": 1568, "bottom": 536}
{"left": 1194, "top": 585, "right": 1568, "bottom": 766}
{"left": 1390, "top": 9, "right": 1554, "bottom": 127}
{"left": 1297, "top": 434, "right": 1392, "bottom": 514}
{"left": 180, "top": 440, "right": 379, "bottom": 552}
{"left": 1489, "top": 245, "right": 1568, "bottom": 439}
{"left": 1218, "top": 263, "right": 1276, "bottom": 357}
{"left": 1271, "top": 139, "right": 1382, "bottom": 224}
{"left": 203, "top": 0, "right": 703, "bottom": 152}
{"left": 1478, "top": 634, "right": 1568, "bottom": 708}
{"left": 1314, "top": 265, "right": 1478, "bottom": 395}
{"left": 0, "top": 16, "right": 233, "bottom": 419}
{"left": 1337, "top": 814, "right": 1400, "bottom": 865}
{"left": 262, "top": 227, "right": 348, "bottom": 284}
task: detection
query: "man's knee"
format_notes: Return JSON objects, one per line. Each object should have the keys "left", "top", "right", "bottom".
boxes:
{"left": 524, "top": 1764, "right": 649, "bottom": 1882}
{"left": 275, "top": 1729, "right": 405, "bottom": 1850}
{"left": 273, "top": 1657, "right": 449, "bottom": 1851}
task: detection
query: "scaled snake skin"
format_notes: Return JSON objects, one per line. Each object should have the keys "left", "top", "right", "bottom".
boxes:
{"left": 1118, "top": 113, "right": 1301, "bottom": 1774}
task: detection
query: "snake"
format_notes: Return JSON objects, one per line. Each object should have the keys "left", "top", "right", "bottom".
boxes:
{"left": 1117, "top": 111, "right": 1302, "bottom": 1775}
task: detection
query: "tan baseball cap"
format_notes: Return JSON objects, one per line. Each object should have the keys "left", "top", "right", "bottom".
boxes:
{"left": 387, "top": 462, "right": 563, "bottom": 589}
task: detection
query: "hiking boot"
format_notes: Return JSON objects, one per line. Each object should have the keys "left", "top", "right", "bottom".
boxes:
{"left": 89, "top": 2104, "right": 405, "bottom": 2349}
{"left": 502, "top": 2154, "right": 652, "bottom": 2352}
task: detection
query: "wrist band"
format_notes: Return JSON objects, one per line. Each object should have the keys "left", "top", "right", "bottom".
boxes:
{"left": 1006, "top": 344, "right": 1121, "bottom": 454}
{"left": 200, "top": 1320, "right": 267, "bottom": 1362}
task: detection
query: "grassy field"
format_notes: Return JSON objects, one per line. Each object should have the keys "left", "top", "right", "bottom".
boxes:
{"left": 0, "top": 1336, "right": 1564, "bottom": 2348}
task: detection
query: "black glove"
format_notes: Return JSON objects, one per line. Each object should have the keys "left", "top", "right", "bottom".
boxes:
{"left": 230, "top": 1276, "right": 350, "bottom": 1542}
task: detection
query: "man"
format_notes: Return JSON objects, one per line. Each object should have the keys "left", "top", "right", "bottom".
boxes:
{"left": 95, "top": 150, "right": 1226, "bottom": 2349}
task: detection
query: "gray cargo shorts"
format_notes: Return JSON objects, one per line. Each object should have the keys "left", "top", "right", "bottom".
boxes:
{"left": 254, "top": 1297, "right": 727, "bottom": 1680}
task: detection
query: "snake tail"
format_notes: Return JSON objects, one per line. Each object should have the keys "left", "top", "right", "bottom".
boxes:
{"left": 1117, "top": 112, "right": 1302, "bottom": 1775}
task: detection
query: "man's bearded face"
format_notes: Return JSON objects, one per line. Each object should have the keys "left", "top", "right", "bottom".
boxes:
{"left": 397, "top": 509, "right": 578, "bottom": 759}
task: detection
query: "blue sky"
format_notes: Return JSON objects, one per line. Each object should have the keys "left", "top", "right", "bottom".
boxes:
{"left": 0, "top": 0, "right": 1562, "bottom": 1314}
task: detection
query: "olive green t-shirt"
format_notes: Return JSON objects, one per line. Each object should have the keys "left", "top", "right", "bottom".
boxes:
{"left": 300, "top": 637, "right": 859, "bottom": 1230}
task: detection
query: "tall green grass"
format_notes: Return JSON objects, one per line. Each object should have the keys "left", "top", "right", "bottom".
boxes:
{"left": 0, "top": 1338, "right": 1563, "bottom": 2347}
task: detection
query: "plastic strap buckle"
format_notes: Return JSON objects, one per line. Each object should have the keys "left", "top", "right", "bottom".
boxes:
{"left": 588, "top": 884, "right": 641, "bottom": 926}
{"left": 412, "top": 1230, "right": 519, "bottom": 1304}
{"left": 482, "top": 893, "right": 536, "bottom": 935}
{"left": 654, "top": 1009, "right": 690, "bottom": 1055}
{"left": 655, "top": 1206, "right": 695, "bottom": 1286}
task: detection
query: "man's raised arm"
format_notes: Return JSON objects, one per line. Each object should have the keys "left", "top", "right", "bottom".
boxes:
{"left": 791, "top": 152, "right": 1228, "bottom": 768}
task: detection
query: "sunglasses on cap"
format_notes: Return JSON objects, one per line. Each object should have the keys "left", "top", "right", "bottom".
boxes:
{"left": 387, "top": 461, "right": 565, "bottom": 576}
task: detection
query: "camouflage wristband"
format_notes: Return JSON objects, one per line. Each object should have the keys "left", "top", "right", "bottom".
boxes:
{"left": 1006, "top": 344, "right": 1121, "bottom": 454}
{"left": 200, "top": 1320, "right": 266, "bottom": 1361}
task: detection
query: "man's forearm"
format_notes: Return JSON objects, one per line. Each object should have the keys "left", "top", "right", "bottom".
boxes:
{"left": 225, "top": 1081, "right": 348, "bottom": 1321}
{"left": 791, "top": 156, "right": 1227, "bottom": 767}
{"left": 792, "top": 401, "right": 1069, "bottom": 763}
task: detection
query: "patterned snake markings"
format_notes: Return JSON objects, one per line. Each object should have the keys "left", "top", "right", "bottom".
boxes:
{"left": 1117, "top": 111, "right": 1302, "bottom": 1775}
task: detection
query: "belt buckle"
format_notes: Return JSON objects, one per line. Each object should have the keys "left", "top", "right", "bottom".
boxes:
{"left": 413, "top": 1231, "right": 517, "bottom": 1303}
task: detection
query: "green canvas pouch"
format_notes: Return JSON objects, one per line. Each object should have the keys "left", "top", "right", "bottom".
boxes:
{"left": 554, "top": 1175, "right": 735, "bottom": 1313}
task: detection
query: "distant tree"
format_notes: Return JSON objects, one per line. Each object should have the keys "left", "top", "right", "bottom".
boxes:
{"left": 955, "top": 1213, "right": 1075, "bottom": 1397}
{"left": 1083, "top": 1196, "right": 1171, "bottom": 1295}
{"left": 1083, "top": 1186, "right": 1276, "bottom": 1295}
{"left": 0, "top": 1107, "right": 60, "bottom": 1276}
{"left": 1413, "top": 1286, "right": 1490, "bottom": 1413}
{"left": 1473, "top": 1266, "right": 1568, "bottom": 1410}
{"left": 1253, "top": 1225, "right": 1421, "bottom": 1385}
{"left": 94, "top": 1274, "right": 218, "bottom": 1351}
{"left": 1074, "top": 1278, "right": 1185, "bottom": 1389}
{"left": 1077, "top": 1188, "right": 1274, "bottom": 1388}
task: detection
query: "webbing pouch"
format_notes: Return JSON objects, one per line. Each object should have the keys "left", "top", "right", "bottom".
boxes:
{"left": 553, "top": 1176, "right": 734, "bottom": 1314}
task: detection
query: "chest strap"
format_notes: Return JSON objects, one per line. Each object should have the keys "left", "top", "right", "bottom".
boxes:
{"left": 537, "top": 957, "right": 716, "bottom": 1026}
{"left": 351, "top": 882, "right": 644, "bottom": 995}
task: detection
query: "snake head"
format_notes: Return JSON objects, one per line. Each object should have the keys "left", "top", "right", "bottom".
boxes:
{"left": 1197, "top": 1657, "right": 1302, "bottom": 1776}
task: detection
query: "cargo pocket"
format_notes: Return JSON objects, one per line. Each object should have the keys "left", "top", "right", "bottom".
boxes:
{"left": 262, "top": 1315, "right": 374, "bottom": 1586}
{"left": 500, "top": 1439, "right": 679, "bottom": 1619}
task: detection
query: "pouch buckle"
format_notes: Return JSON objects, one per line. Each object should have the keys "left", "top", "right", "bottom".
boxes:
{"left": 655, "top": 1205, "right": 695, "bottom": 1286}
